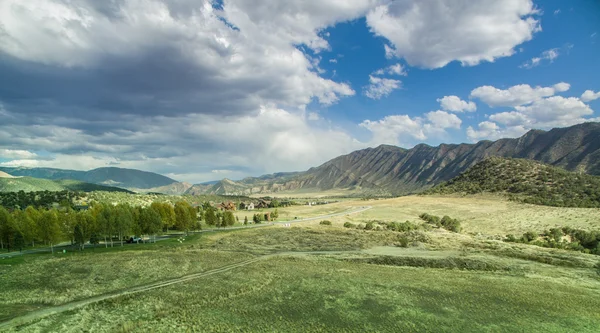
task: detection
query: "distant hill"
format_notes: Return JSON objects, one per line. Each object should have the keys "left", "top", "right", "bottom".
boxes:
{"left": 0, "top": 177, "right": 132, "bottom": 193}
{"left": 0, "top": 166, "right": 178, "bottom": 189}
{"left": 186, "top": 122, "right": 600, "bottom": 196}
{"left": 426, "top": 157, "right": 600, "bottom": 208}
{"left": 136, "top": 182, "right": 193, "bottom": 195}
{"left": 0, "top": 171, "right": 16, "bottom": 178}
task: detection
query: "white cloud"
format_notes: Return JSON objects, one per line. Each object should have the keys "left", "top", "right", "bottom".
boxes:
{"left": 364, "top": 75, "right": 402, "bottom": 100}
{"left": 211, "top": 169, "right": 233, "bottom": 174}
{"left": 1, "top": 155, "right": 118, "bottom": 171}
{"left": 513, "top": 96, "right": 594, "bottom": 128}
{"left": 553, "top": 82, "right": 571, "bottom": 92}
{"left": 373, "top": 63, "right": 407, "bottom": 76}
{"left": 0, "top": 0, "right": 359, "bottom": 115}
{"left": 0, "top": 149, "right": 39, "bottom": 159}
{"left": 581, "top": 90, "right": 600, "bottom": 102}
{"left": 466, "top": 121, "right": 528, "bottom": 141}
{"left": 329, "top": 59, "right": 338, "bottom": 63}
{"left": 437, "top": 96, "right": 477, "bottom": 112}
{"left": 470, "top": 82, "right": 570, "bottom": 107}
{"left": 425, "top": 111, "right": 462, "bottom": 129}
{"left": 0, "top": 106, "right": 366, "bottom": 183}
{"left": 489, "top": 111, "right": 528, "bottom": 127}
{"left": 467, "top": 95, "right": 596, "bottom": 141}
{"left": 366, "top": 0, "right": 540, "bottom": 68}
{"left": 553, "top": 9, "right": 561, "bottom": 15}
{"left": 360, "top": 111, "right": 461, "bottom": 146}
{"left": 360, "top": 115, "right": 426, "bottom": 145}
{"left": 307, "top": 112, "right": 321, "bottom": 121}
{"left": 520, "top": 48, "right": 560, "bottom": 69}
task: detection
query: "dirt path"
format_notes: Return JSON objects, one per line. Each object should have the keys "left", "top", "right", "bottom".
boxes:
{"left": 0, "top": 256, "right": 266, "bottom": 330}
{"left": 0, "top": 249, "right": 362, "bottom": 330}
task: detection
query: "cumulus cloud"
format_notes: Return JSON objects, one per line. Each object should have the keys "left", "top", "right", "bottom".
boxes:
{"left": 467, "top": 95, "right": 596, "bottom": 142}
{"left": 0, "top": 0, "right": 358, "bottom": 121}
{"left": 360, "top": 111, "right": 461, "bottom": 146}
{"left": 307, "top": 112, "right": 321, "bottom": 121}
{"left": 425, "top": 111, "right": 462, "bottom": 129}
{"left": 373, "top": 63, "right": 407, "bottom": 76}
{"left": 0, "top": 149, "right": 39, "bottom": 159}
{"left": 437, "top": 96, "right": 477, "bottom": 112}
{"left": 520, "top": 48, "right": 560, "bottom": 69}
{"left": 0, "top": 105, "right": 365, "bottom": 183}
{"left": 366, "top": 0, "right": 540, "bottom": 68}
{"left": 0, "top": 0, "right": 556, "bottom": 182}
{"left": 364, "top": 76, "right": 402, "bottom": 100}
{"left": 466, "top": 121, "right": 528, "bottom": 141}
{"left": 470, "top": 82, "right": 571, "bottom": 107}
{"left": 581, "top": 90, "right": 600, "bottom": 102}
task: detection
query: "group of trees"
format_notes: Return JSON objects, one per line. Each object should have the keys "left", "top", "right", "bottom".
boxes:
{"left": 419, "top": 213, "right": 461, "bottom": 233}
{"left": 505, "top": 227, "right": 600, "bottom": 255}
{"left": 251, "top": 209, "right": 278, "bottom": 224}
{"left": 0, "top": 201, "right": 200, "bottom": 253}
{"left": 0, "top": 190, "right": 84, "bottom": 210}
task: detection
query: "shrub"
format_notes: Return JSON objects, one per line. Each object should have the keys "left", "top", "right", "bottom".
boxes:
{"left": 505, "top": 234, "right": 517, "bottom": 242}
{"left": 522, "top": 231, "right": 538, "bottom": 243}
{"left": 319, "top": 220, "right": 332, "bottom": 226}
{"left": 440, "top": 215, "right": 461, "bottom": 233}
{"left": 343, "top": 222, "right": 356, "bottom": 228}
{"left": 398, "top": 235, "right": 410, "bottom": 248}
{"left": 364, "top": 221, "right": 375, "bottom": 230}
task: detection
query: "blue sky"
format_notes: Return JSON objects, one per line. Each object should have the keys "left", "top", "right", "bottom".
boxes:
{"left": 0, "top": 0, "right": 599, "bottom": 183}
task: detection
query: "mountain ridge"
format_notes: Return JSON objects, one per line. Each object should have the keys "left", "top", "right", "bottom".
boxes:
{"left": 0, "top": 166, "right": 178, "bottom": 190}
{"left": 184, "top": 122, "right": 600, "bottom": 196}
{"left": 2, "top": 122, "right": 599, "bottom": 195}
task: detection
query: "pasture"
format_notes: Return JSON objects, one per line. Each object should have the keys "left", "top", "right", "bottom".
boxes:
{"left": 2, "top": 195, "right": 600, "bottom": 332}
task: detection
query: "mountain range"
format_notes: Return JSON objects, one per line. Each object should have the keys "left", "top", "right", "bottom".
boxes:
{"left": 2, "top": 122, "right": 599, "bottom": 195}
{"left": 182, "top": 122, "right": 600, "bottom": 196}
{"left": 0, "top": 171, "right": 133, "bottom": 193}
{"left": 0, "top": 166, "right": 178, "bottom": 190}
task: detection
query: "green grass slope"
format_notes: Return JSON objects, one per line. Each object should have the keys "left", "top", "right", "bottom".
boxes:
{"left": 426, "top": 157, "right": 600, "bottom": 208}
{"left": 0, "top": 177, "right": 132, "bottom": 193}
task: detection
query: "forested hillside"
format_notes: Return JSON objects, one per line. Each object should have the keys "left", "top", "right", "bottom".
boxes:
{"left": 427, "top": 157, "right": 600, "bottom": 208}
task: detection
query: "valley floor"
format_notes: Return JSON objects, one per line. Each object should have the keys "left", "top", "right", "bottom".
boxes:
{"left": 1, "top": 195, "right": 600, "bottom": 332}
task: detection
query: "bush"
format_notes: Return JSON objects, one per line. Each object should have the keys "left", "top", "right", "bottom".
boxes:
{"left": 343, "top": 222, "right": 356, "bottom": 228}
{"left": 319, "top": 220, "right": 332, "bottom": 226}
{"left": 398, "top": 235, "right": 410, "bottom": 248}
{"left": 364, "top": 221, "right": 375, "bottom": 230}
{"left": 387, "top": 221, "right": 418, "bottom": 232}
{"left": 522, "top": 231, "right": 538, "bottom": 243}
{"left": 440, "top": 216, "right": 461, "bottom": 233}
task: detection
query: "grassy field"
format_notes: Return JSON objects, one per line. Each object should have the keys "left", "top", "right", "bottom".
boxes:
{"left": 2, "top": 194, "right": 600, "bottom": 332}
{"left": 6, "top": 253, "right": 600, "bottom": 332}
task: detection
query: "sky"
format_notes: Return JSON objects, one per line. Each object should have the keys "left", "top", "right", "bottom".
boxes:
{"left": 1, "top": 0, "right": 599, "bottom": 184}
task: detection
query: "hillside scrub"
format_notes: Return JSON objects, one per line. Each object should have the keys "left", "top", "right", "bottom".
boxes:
{"left": 505, "top": 227, "right": 600, "bottom": 255}
{"left": 427, "top": 157, "right": 600, "bottom": 208}
{"left": 419, "top": 213, "right": 461, "bottom": 233}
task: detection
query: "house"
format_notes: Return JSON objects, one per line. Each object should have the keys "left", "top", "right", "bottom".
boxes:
{"left": 216, "top": 201, "right": 237, "bottom": 211}
{"left": 255, "top": 199, "right": 271, "bottom": 209}
{"left": 239, "top": 202, "right": 255, "bottom": 210}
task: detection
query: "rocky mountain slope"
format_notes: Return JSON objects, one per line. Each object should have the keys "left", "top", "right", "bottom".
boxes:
{"left": 188, "top": 122, "right": 600, "bottom": 196}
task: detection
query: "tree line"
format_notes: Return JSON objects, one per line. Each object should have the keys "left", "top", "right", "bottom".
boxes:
{"left": 0, "top": 201, "right": 200, "bottom": 253}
